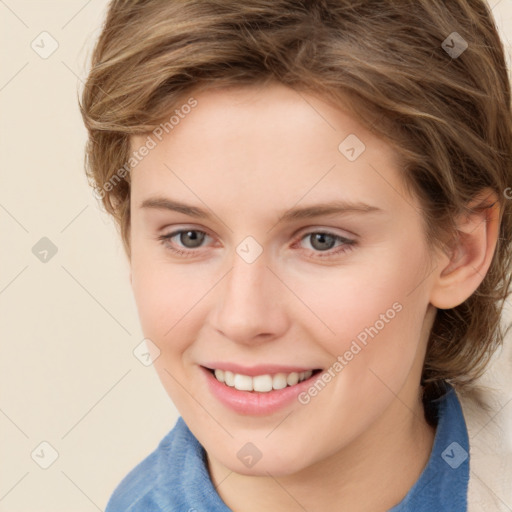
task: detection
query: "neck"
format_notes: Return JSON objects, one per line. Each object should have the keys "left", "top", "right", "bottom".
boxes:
{"left": 207, "top": 387, "right": 436, "bottom": 512}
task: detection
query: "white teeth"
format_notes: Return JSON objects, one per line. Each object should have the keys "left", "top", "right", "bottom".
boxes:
{"left": 213, "top": 369, "right": 315, "bottom": 392}
{"left": 234, "top": 373, "right": 253, "bottom": 391}
{"left": 272, "top": 373, "right": 288, "bottom": 390}
{"left": 286, "top": 372, "right": 299, "bottom": 386}
{"left": 224, "top": 370, "right": 235, "bottom": 387}
{"left": 253, "top": 374, "right": 273, "bottom": 392}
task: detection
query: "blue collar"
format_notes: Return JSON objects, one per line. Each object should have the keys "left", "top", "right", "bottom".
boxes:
{"left": 106, "top": 384, "right": 469, "bottom": 511}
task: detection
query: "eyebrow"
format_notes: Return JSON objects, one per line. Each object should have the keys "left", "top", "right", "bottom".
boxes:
{"left": 140, "top": 196, "right": 383, "bottom": 223}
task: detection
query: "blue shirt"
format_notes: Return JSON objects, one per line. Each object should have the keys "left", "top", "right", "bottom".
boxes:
{"left": 105, "top": 385, "right": 469, "bottom": 511}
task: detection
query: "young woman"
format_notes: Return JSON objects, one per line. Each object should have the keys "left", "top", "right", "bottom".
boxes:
{"left": 80, "top": 1, "right": 512, "bottom": 510}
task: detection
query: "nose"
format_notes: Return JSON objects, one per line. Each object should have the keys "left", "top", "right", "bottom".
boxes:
{"left": 210, "top": 255, "right": 290, "bottom": 346}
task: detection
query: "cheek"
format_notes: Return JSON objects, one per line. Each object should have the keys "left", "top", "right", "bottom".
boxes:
{"left": 130, "top": 248, "right": 224, "bottom": 364}
{"left": 130, "top": 257, "right": 207, "bottom": 409}
{"left": 131, "top": 255, "right": 195, "bottom": 351}
{"left": 292, "top": 240, "right": 430, "bottom": 387}
{"left": 293, "top": 240, "right": 426, "bottom": 334}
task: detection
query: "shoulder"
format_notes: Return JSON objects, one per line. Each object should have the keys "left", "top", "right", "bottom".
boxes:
{"left": 105, "top": 417, "right": 190, "bottom": 512}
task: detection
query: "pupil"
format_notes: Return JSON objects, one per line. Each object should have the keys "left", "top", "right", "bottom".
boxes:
{"left": 181, "top": 230, "right": 204, "bottom": 248}
{"left": 311, "top": 233, "right": 335, "bottom": 251}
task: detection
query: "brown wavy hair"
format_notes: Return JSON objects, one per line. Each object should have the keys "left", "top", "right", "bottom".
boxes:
{"left": 79, "top": 0, "right": 512, "bottom": 399}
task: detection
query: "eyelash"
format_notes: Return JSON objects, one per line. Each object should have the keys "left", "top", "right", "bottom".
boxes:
{"left": 157, "top": 229, "right": 356, "bottom": 259}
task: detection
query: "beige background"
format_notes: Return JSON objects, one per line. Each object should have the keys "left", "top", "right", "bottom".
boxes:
{"left": 0, "top": 1, "right": 511, "bottom": 511}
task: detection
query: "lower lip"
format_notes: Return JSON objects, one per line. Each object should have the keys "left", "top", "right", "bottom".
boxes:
{"left": 201, "top": 366, "right": 318, "bottom": 416}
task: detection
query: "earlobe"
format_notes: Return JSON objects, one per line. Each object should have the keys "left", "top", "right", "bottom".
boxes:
{"left": 429, "top": 189, "right": 501, "bottom": 310}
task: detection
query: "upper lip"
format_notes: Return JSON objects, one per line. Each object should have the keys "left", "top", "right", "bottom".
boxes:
{"left": 202, "top": 362, "right": 320, "bottom": 376}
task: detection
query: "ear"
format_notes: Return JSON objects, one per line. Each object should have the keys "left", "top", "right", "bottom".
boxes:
{"left": 429, "top": 188, "right": 501, "bottom": 310}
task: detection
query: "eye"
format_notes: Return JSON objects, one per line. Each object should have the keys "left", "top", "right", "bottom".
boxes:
{"left": 158, "top": 229, "right": 210, "bottom": 256}
{"left": 157, "top": 228, "right": 356, "bottom": 259}
{"left": 304, "top": 232, "right": 338, "bottom": 251}
{"left": 172, "top": 230, "right": 206, "bottom": 248}
{"left": 295, "top": 231, "right": 356, "bottom": 258}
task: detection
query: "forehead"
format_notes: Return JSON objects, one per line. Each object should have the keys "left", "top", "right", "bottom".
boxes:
{"left": 129, "top": 83, "right": 412, "bottom": 217}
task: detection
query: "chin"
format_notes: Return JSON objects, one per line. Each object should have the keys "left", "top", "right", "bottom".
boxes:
{"left": 225, "top": 456, "right": 307, "bottom": 477}
{"left": 209, "top": 438, "right": 320, "bottom": 478}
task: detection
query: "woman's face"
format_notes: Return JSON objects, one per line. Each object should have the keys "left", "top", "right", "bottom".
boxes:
{"left": 129, "top": 83, "right": 439, "bottom": 475}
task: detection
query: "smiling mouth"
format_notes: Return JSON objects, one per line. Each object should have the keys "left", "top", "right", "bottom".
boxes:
{"left": 206, "top": 367, "right": 322, "bottom": 393}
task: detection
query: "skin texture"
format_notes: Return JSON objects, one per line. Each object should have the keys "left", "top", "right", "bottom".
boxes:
{"left": 128, "top": 83, "right": 500, "bottom": 512}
